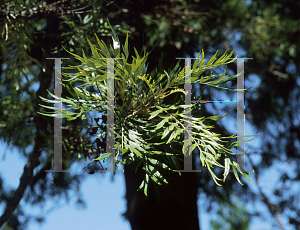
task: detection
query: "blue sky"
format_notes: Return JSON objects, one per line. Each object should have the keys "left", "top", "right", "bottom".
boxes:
{"left": 0, "top": 136, "right": 278, "bottom": 230}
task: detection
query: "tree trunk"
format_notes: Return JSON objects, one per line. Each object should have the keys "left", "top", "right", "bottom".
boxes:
{"left": 123, "top": 155, "right": 201, "bottom": 230}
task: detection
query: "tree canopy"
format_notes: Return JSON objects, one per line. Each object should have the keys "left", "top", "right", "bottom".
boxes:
{"left": 37, "top": 29, "right": 256, "bottom": 195}
{"left": 1, "top": 0, "right": 299, "bottom": 229}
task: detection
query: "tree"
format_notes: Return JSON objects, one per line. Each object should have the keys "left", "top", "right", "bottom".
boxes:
{"left": 0, "top": 1, "right": 123, "bottom": 229}
{"left": 37, "top": 30, "right": 256, "bottom": 229}
{"left": 1, "top": 2, "right": 250, "bottom": 229}
{"left": 1, "top": 0, "right": 299, "bottom": 229}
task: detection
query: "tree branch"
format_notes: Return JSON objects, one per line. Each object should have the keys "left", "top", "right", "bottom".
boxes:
{"left": 0, "top": 1, "right": 100, "bottom": 21}
{"left": 0, "top": 50, "right": 54, "bottom": 228}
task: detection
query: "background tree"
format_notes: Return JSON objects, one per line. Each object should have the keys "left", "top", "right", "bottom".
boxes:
{"left": 1, "top": 0, "right": 299, "bottom": 229}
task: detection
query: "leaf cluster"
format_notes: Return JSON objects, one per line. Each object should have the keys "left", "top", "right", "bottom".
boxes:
{"left": 38, "top": 27, "right": 257, "bottom": 196}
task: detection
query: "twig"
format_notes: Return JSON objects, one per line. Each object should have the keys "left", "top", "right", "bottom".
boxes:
{"left": 4, "top": 21, "right": 8, "bottom": 41}
{"left": 96, "top": 81, "right": 104, "bottom": 101}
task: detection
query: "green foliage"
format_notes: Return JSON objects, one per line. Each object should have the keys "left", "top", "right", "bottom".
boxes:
{"left": 38, "top": 28, "right": 257, "bottom": 196}
{"left": 210, "top": 195, "right": 251, "bottom": 230}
